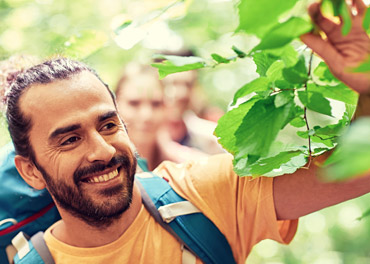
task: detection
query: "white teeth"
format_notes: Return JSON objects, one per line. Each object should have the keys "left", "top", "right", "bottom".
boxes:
{"left": 87, "top": 169, "right": 119, "bottom": 183}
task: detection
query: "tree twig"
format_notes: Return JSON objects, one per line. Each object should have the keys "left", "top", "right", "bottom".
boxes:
{"left": 303, "top": 51, "right": 314, "bottom": 168}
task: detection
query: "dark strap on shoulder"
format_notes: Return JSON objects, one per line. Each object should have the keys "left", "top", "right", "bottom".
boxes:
{"left": 136, "top": 174, "right": 236, "bottom": 264}
{"left": 136, "top": 180, "right": 200, "bottom": 259}
{"left": 30, "top": 232, "right": 55, "bottom": 264}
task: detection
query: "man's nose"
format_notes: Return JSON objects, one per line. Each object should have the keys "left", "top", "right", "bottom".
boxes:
{"left": 86, "top": 132, "right": 116, "bottom": 163}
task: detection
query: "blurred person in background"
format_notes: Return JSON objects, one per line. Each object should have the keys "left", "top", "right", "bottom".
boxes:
{"left": 115, "top": 63, "right": 208, "bottom": 171}
{"left": 158, "top": 50, "right": 225, "bottom": 155}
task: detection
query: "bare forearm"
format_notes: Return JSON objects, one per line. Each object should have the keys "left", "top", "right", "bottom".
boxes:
{"left": 274, "top": 158, "right": 370, "bottom": 220}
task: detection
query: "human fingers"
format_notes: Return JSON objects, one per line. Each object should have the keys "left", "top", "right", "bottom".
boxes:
{"left": 300, "top": 33, "right": 341, "bottom": 71}
{"left": 308, "top": 2, "right": 339, "bottom": 36}
{"left": 300, "top": 33, "right": 335, "bottom": 59}
{"left": 353, "top": 0, "right": 367, "bottom": 16}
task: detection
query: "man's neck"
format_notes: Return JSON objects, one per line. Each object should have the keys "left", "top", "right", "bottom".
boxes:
{"left": 50, "top": 182, "right": 142, "bottom": 247}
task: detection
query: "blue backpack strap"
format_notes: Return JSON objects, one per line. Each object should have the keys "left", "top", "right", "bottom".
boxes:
{"left": 136, "top": 173, "right": 236, "bottom": 264}
{"left": 137, "top": 157, "right": 149, "bottom": 172}
{"left": 11, "top": 231, "right": 54, "bottom": 264}
{"left": 30, "top": 232, "right": 54, "bottom": 264}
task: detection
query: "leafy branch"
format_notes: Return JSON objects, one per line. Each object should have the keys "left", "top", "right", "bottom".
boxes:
{"left": 152, "top": 0, "right": 368, "bottom": 179}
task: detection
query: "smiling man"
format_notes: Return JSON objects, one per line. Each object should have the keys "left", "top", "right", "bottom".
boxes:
{"left": 3, "top": 0, "right": 370, "bottom": 263}
{"left": 8, "top": 65, "right": 142, "bottom": 248}
{"left": 18, "top": 71, "right": 138, "bottom": 229}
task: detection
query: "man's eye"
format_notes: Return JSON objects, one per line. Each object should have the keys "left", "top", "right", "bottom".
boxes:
{"left": 102, "top": 122, "right": 117, "bottom": 131}
{"left": 61, "top": 136, "right": 80, "bottom": 146}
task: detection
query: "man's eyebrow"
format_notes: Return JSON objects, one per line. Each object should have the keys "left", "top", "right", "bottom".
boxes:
{"left": 98, "top": 111, "right": 119, "bottom": 123}
{"left": 49, "top": 124, "right": 81, "bottom": 141}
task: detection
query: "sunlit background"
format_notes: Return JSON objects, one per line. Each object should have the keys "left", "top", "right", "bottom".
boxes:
{"left": 1, "top": 0, "right": 370, "bottom": 263}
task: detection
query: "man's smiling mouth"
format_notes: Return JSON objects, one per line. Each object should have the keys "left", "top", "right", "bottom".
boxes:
{"left": 82, "top": 168, "right": 121, "bottom": 183}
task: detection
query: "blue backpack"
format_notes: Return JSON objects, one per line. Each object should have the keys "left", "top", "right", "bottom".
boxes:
{"left": 0, "top": 143, "right": 60, "bottom": 264}
{"left": 0, "top": 143, "right": 236, "bottom": 264}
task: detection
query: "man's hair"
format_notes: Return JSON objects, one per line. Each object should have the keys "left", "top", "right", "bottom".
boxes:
{"left": 5, "top": 57, "right": 116, "bottom": 161}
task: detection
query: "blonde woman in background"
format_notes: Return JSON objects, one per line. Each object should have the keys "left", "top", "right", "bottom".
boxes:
{"left": 115, "top": 63, "right": 208, "bottom": 171}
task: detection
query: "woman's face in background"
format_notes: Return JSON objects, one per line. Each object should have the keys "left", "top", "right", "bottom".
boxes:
{"left": 116, "top": 72, "right": 164, "bottom": 145}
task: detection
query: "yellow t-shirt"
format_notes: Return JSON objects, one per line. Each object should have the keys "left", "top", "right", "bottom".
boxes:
{"left": 44, "top": 154, "right": 298, "bottom": 263}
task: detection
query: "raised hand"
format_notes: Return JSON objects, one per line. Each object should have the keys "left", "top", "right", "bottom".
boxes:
{"left": 301, "top": 0, "right": 370, "bottom": 93}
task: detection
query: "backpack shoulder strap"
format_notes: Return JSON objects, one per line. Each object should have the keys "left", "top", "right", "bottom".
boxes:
{"left": 30, "top": 232, "right": 54, "bottom": 264}
{"left": 136, "top": 173, "right": 236, "bottom": 264}
{"left": 12, "top": 232, "right": 54, "bottom": 264}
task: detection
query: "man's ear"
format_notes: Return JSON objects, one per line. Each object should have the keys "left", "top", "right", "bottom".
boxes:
{"left": 14, "top": 155, "right": 46, "bottom": 190}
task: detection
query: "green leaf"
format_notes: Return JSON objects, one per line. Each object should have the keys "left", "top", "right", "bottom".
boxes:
{"left": 114, "top": 20, "right": 132, "bottom": 35}
{"left": 314, "top": 119, "right": 347, "bottom": 139}
{"left": 322, "top": 117, "right": 370, "bottom": 181}
{"left": 297, "top": 130, "right": 309, "bottom": 139}
{"left": 363, "top": 7, "right": 370, "bottom": 30}
{"left": 311, "top": 135, "right": 335, "bottom": 148}
{"left": 231, "top": 77, "right": 270, "bottom": 106}
{"left": 151, "top": 55, "right": 206, "bottom": 79}
{"left": 252, "top": 52, "right": 278, "bottom": 77}
{"left": 282, "top": 56, "right": 308, "bottom": 84}
{"left": 297, "top": 128, "right": 336, "bottom": 147}
{"left": 313, "top": 61, "right": 340, "bottom": 84}
{"left": 266, "top": 61, "right": 285, "bottom": 82}
{"left": 252, "top": 17, "right": 313, "bottom": 51}
{"left": 235, "top": 96, "right": 294, "bottom": 157}
{"left": 298, "top": 90, "right": 333, "bottom": 116}
{"left": 211, "top": 53, "right": 231, "bottom": 64}
{"left": 252, "top": 46, "right": 299, "bottom": 77}
{"left": 152, "top": 54, "right": 205, "bottom": 66}
{"left": 279, "top": 45, "right": 300, "bottom": 67}
{"left": 274, "top": 90, "right": 294, "bottom": 108}
{"left": 275, "top": 80, "right": 295, "bottom": 89}
{"left": 323, "top": 0, "right": 351, "bottom": 35}
{"left": 215, "top": 98, "right": 260, "bottom": 153}
{"left": 309, "top": 121, "right": 348, "bottom": 148}
{"left": 357, "top": 207, "right": 370, "bottom": 220}
{"left": 232, "top": 45, "right": 247, "bottom": 58}
{"left": 63, "top": 30, "right": 108, "bottom": 59}
{"left": 236, "top": 0, "right": 299, "bottom": 37}
{"left": 345, "top": 103, "right": 357, "bottom": 120}
{"left": 234, "top": 151, "right": 307, "bottom": 177}
{"left": 253, "top": 151, "right": 307, "bottom": 177}
{"left": 352, "top": 56, "right": 370, "bottom": 73}
{"left": 339, "top": 0, "right": 352, "bottom": 35}
{"left": 313, "top": 147, "right": 331, "bottom": 155}
{"left": 307, "top": 82, "right": 358, "bottom": 105}
{"left": 290, "top": 116, "right": 306, "bottom": 128}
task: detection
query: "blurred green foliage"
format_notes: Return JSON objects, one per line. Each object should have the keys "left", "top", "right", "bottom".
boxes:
{"left": 248, "top": 194, "right": 370, "bottom": 264}
{"left": 0, "top": 0, "right": 253, "bottom": 145}
{"left": 1, "top": 0, "right": 370, "bottom": 263}
{"left": 0, "top": 0, "right": 248, "bottom": 104}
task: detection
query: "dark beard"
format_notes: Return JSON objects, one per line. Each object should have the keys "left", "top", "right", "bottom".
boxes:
{"left": 37, "top": 155, "right": 137, "bottom": 228}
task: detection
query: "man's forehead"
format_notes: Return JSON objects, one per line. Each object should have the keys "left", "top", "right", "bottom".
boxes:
{"left": 20, "top": 71, "right": 116, "bottom": 132}
{"left": 20, "top": 71, "right": 111, "bottom": 110}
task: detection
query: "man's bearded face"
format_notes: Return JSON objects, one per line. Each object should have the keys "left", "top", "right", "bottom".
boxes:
{"left": 21, "top": 71, "right": 138, "bottom": 227}
{"left": 37, "top": 154, "right": 137, "bottom": 227}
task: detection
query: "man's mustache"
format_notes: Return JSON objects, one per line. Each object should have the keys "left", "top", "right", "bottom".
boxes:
{"left": 74, "top": 155, "right": 131, "bottom": 184}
